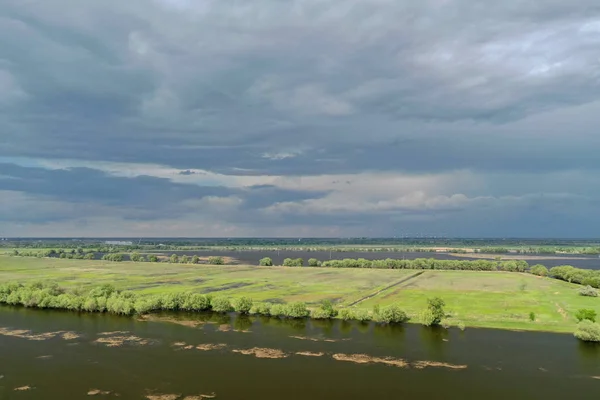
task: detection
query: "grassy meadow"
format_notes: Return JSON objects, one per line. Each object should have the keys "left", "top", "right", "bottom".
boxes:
{"left": 1, "top": 255, "right": 598, "bottom": 333}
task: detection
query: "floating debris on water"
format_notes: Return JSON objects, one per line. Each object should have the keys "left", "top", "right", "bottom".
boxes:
{"left": 332, "top": 353, "right": 408, "bottom": 368}
{"left": 88, "top": 389, "right": 112, "bottom": 396}
{"left": 412, "top": 361, "right": 467, "bottom": 370}
{"left": 295, "top": 351, "right": 324, "bottom": 357}
{"left": 232, "top": 347, "right": 288, "bottom": 359}
{"left": 94, "top": 335, "right": 152, "bottom": 347}
{"left": 196, "top": 344, "right": 227, "bottom": 351}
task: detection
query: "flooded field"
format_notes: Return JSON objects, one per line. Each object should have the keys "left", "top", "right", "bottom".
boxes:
{"left": 1, "top": 306, "right": 599, "bottom": 399}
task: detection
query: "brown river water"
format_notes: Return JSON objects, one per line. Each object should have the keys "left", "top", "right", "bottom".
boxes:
{"left": 1, "top": 306, "right": 599, "bottom": 399}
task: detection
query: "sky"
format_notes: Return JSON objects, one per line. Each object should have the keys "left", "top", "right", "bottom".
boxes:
{"left": 1, "top": 0, "right": 600, "bottom": 238}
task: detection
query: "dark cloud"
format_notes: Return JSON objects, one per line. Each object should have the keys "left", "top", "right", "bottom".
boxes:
{"left": 1, "top": 0, "right": 600, "bottom": 236}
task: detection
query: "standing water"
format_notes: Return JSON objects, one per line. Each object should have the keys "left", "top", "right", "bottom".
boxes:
{"left": 0, "top": 306, "right": 599, "bottom": 399}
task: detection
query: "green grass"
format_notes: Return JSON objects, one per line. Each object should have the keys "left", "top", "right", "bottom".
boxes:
{"left": 1, "top": 256, "right": 598, "bottom": 333}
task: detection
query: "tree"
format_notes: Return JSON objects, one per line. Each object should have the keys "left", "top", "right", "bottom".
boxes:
{"left": 180, "top": 255, "right": 190, "bottom": 264}
{"left": 211, "top": 297, "right": 232, "bottom": 313}
{"left": 308, "top": 258, "right": 320, "bottom": 267}
{"left": 192, "top": 255, "right": 200, "bottom": 264}
{"left": 130, "top": 252, "right": 141, "bottom": 262}
{"left": 259, "top": 257, "right": 273, "bottom": 266}
{"left": 427, "top": 297, "right": 446, "bottom": 325}
{"left": 208, "top": 256, "right": 224, "bottom": 265}
{"left": 376, "top": 304, "right": 408, "bottom": 324}
{"left": 148, "top": 255, "right": 159, "bottom": 262}
{"left": 575, "top": 309, "right": 597, "bottom": 323}
{"left": 233, "top": 297, "right": 253, "bottom": 314}
{"left": 574, "top": 320, "right": 600, "bottom": 342}
{"left": 170, "top": 254, "right": 179, "bottom": 263}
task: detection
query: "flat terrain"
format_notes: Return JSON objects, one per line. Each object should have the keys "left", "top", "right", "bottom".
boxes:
{"left": 1, "top": 256, "right": 599, "bottom": 333}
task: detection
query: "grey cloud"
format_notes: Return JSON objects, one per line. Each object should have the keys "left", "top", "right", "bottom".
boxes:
{"left": 1, "top": 0, "right": 600, "bottom": 236}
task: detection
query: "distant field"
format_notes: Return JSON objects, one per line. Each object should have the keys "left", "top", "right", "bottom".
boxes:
{"left": 1, "top": 255, "right": 598, "bottom": 333}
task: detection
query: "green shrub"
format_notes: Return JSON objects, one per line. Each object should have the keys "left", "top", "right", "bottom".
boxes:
{"left": 270, "top": 304, "right": 287, "bottom": 317}
{"left": 376, "top": 304, "right": 408, "bottom": 324}
{"left": 169, "top": 254, "right": 179, "bottom": 263}
{"left": 134, "top": 296, "right": 162, "bottom": 314}
{"left": 208, "top": 256, "right": 224, "bottom": 265}
{"left": 211, "top": 297, "right": 232, "bottom": 313}
{"left": 160, "top": 293, "right": 184, "bottom": 310}
{"left": 181, "top": 293, "right": 211, "bottom": 311}
{"left": 578, "top": 285, "right": 599, "bottom": 297}
{"left": 574, "top": 320, "right": 600, "bottom": 342}
{"left": 311, "top": 308, "right": 333, "bottom": 319}
{"left": 251, "top": 302, "right": 273, "bottom": 316}
{"left": 191, "top": 255, "right": 200, "bottom": 264}
{"left": 529, "top": 264, "right": 549, "bottom": 276}
{"left": 427, "top": 297, "right": 446, "bottom": 325}
{"left": 130, "top": 252, "right": 142, "bottom": 262}
{"left": 314, "top": 299, "right": 338, "bottom": 318}
{"left": 233, "top": 297, "right": 253, "bottom": 314}
{"left": 308, "top": 258, "right": 320, "bottom": 267}
{"left": 529, "top": 312, "right": 536, "bottom": 322}
{"left": 575, "top": 309, "right": 597, "bottom": 323}
{"left": 353, "top": 308, "right": 371, "bottom": 322}
{"left": 338, "top": 308, "right": 353, "bottom": 321}
{"left": 420, "top": 309, "right": 436, "bottom": 326}
{"left": 456, "top": 320, "right": 466, "bottom": 331}
{"left": 285, "top": 302, "right": 310, "bottom": 318}
{"left": 148, "top": 255, "right": 159, "bottom": 262}
{"left": 259, "top": 257, "right": 273, "bottom": 266}
{"left": 180, "top": 255, "right": 190, "bottom": 264}
{"left": 283, "top": 258, "right": 303, "bottom": 267}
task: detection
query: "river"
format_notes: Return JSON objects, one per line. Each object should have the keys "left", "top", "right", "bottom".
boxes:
{"left": 1, "top": 306, "right": 599, "bottom": 399}
{"left": 140, "top": 250, "right": 600, "bottom": 270}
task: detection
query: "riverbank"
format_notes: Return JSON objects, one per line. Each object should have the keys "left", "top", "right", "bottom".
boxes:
{"left": 1, "top": 256, "right": 598, "bottom": 333}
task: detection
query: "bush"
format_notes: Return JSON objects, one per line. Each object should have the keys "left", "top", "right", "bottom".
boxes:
{"left": 180, "top": 255, "right": 190, "bottom": 264}
{"left": 420, "top": 309, "right": 436, "bottom": 326}
{"left": 191, "top": 255, "right": 200, "bottom": 264}
{"left": 353, "top": 308, "right": 372, "bottom": 322}
{"left": 529, "top": 312, "right": 536, "bottom": 322}
{"left": 283, "top": 258, "right": 303, "bottom": 267}
{"left": 314, "top": 299, "right": 338, "bottom": 318}
{"left": 252, "top": 302, "right": 272, "bottom": 316}
{"left": 308, "top": 258, "right": 320, "bottom": 267}
{"left": 233, "top": 297, "right": 253, "bottom": 314}
{"left": 181, "top": 293, "right": 211, "bottom": 311}
{"left": 148, "top": 255, "right": 159, "bottom": 262}
{"left": 456, "top": 320, "right": 466, "bottom": 331}
{"left": 427, "top": 297, "right": 446, "bottom": 325}
{"left": 169, "top": 254, "right": 179, "bottom": 263}
{"left": 311, "top": 308, "right": 333, "bottom": 319}
{"left": 376, "top": 304, "right": 408, "bottom": 324}
{"left": 269, "top": 304, "right": 287, "bottom": 318}
{"left": 578, "top": 285, "right": 599, "bottom": 297}
{"left": 529, "top": 264, "right": 549, "bottom": 276}
{"left": 575, "top": 309, "right": 597, "bottom": 323}
{"left": 208, "top": 256, "right": 224, "bottom": 265}
{"left": 211, "top": 297, "right": 232, "bottom": 313}
{"left": 259, "top": 257, "right": 273, "bottom": 266}
{"left": 130, "top": 252, "right": 142, "bottom": 262}
{"left": 134, "top": 296, "right": 162, "bottom": 314}
{"left": 285, "top": 302, "right": 310, "bottom": 318}
{"left": 574, "top": 320, "right": 600, "bottom": 342}
{"left": 338, "top": 308, "right": 353, "bottom": 321}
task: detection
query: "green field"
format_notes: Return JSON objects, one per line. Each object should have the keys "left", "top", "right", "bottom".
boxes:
{"left": 1, "top": 255, "right": 598, "bottom": 333}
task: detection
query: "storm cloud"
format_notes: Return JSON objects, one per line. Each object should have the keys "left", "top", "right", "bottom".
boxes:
{"left": 1, "top": 0, "right": 600, "bottom": 237}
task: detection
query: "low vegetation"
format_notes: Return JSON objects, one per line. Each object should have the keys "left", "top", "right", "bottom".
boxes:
{"left": 574, "top": 320, "right": 600, "bottom": 342}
